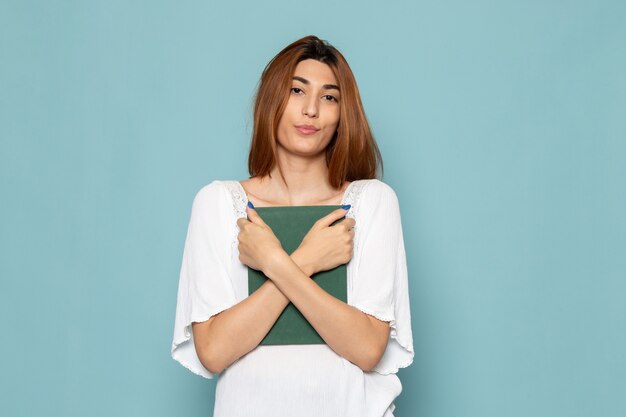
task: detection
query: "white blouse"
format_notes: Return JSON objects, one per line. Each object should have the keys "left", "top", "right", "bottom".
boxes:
{"left": 171, "top": 178, "right": 414, "bottom": 417}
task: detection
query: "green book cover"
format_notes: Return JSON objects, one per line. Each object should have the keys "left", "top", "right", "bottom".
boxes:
{"left": 247, "top": 205, "right": 348, "bottom": 345}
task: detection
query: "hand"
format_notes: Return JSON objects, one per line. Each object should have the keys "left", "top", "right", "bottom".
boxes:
{"left": 237, "top": 206, "right": 285, "bottom": 273}
{"left": 294, "top": 207, "right": 356, "bottom": 276}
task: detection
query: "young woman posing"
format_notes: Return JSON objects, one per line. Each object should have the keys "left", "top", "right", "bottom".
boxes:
{"left": 172, "top": 35, "right": 414, "bottom": 417}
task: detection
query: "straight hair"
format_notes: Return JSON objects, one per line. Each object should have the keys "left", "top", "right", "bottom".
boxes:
{"left": 247, "top": 35, "right": 384, "bottom": 189}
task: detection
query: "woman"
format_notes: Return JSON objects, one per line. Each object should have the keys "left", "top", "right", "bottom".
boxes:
{"left": 171, "top": 35, "right": 414, "bottom": 417}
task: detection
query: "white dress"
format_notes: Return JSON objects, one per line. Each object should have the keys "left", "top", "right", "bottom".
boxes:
{"left": 171, "top": 178, "right": 414, "bottom": 417}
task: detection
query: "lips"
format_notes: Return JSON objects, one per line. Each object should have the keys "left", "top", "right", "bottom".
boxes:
{"left": 295, "top": 124, "right": 320, "bottom": 134}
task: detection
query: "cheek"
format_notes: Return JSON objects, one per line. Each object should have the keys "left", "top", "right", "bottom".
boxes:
{"left": 276, "top": 115, "right": 295, "bottom": 145}
{"left": 330, "top": 105, "right": 340, "bottom": 124}
{"left": 277, "top": 103, "right": 298, "bottom": 131}
{"left": 328, "top": 111, "right": 340, "bottom": 130}
{"left": 276, "top": 116, "right": 287, "bottom": 133}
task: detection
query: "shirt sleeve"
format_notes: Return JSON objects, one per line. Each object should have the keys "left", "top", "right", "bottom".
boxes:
{"left": 171, "top": 180, "right": 238, "bottom": 379}
{"left": 348, "top": 179, "right": 415, "bottom": 375}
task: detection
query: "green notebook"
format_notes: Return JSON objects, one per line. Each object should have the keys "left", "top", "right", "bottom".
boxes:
{"left": 247, "top": 205, "right": 348, "bottom": 345}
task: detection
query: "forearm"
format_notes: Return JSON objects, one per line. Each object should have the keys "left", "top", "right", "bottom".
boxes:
{"left": 197, "top": 279, "right": 288, "bottom": 373}
{"left": 195, "top": 250, "right": 313, "bottom": 374}
{"left": 264, "top": 252, "right": 384, "bottom": 371}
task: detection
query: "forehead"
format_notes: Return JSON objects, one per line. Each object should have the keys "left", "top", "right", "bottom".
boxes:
{"left": 292, "top": 59, "right": 337, "bottom": 85}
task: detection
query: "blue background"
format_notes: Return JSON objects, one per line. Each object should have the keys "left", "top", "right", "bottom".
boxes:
{"left": 1, "top": 1, "right": 625, "bottom": 416}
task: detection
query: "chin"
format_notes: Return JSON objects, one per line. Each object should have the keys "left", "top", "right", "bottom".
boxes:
{"left": 287, "top": 143, "right": 326, "bottom": 156}
{"left": 293, "top": 148, "right": 323, "bottom": 157}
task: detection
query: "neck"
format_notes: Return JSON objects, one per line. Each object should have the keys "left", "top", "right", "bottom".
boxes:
{"left": 257, "top": 150, "right": 339, "bottom": 206}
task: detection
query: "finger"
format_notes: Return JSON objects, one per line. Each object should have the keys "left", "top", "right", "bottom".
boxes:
{"left": 340, "top": 217, "right": 356, "bottom": 230}
{"left": 246, "top": 205, "right": 267, "bottom": 226}
{"left": 316, "top": 207, "right": 349, "bottom": 228}
{"left": 237, "top": 217, "right": 250, "bottom": 228}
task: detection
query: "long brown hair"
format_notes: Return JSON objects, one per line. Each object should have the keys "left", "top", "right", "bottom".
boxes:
{"left": 247, "top": 35, "right": 383, "bottom": 189}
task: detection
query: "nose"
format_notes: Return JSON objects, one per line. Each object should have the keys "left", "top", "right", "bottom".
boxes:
{"left": 302, "top": 95, "right": 318, "bottom": 118}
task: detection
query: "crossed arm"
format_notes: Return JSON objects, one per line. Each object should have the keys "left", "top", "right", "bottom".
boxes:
{"left": 192, "top": 248, "right": 391, "bottom": 375}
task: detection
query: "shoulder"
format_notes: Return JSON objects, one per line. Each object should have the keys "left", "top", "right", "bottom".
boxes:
{"left": 194, "top": 179, "right": 238, "bottom": 198}
{"left": 354, "top": 179, "right": 402, "bottom": 224}
{"left": 349, "top": 180, "right": 404, "bottom": 244}
{"left": 185, "top": 181, "right": 236, "bottom": 242}
{"left": 360, "top": 179, "right": 400, "bottom": 203}
{"left": 193, "top": 179, "right": 222, "bottom": 199}
{"left": 191, "top": 180, "right": 234, "bottom": 209}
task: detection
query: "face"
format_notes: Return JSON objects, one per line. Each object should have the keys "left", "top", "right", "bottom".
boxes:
{"left": 275, "top": 59, "right": 341, "bottom": 158}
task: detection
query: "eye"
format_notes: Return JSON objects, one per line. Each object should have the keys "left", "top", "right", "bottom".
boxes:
{"left": 291, "top": 87, "right": 303, "bottom": 94}
{"left": 323, "top": 94, "right": 338, "bottom": 102}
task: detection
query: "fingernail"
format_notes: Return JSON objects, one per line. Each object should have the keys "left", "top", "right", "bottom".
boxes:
{"left": 341, "top": 204, "right": 351, "bottom": 210}
{"left": 247, "top": 201, "right": 255, "bottom": 209}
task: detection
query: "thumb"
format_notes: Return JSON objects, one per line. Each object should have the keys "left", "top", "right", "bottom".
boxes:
{"left": 316, "top": 205, "right": 350, "bottom": 228}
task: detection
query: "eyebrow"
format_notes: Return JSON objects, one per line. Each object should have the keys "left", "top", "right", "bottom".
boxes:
{"left": 292, "top": 76, "right": 340, "bottom": 92}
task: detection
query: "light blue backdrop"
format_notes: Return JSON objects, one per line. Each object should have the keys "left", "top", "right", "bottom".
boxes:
{"left": 1, "top": 1, "right": 624, "bottom": 416}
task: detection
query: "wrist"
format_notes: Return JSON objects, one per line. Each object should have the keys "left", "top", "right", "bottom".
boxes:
{"left": 291, "top": 248, "right": 316, "bottom": 277}
{"left": 263, "top": 248, "right": 291, "bottom": 278}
